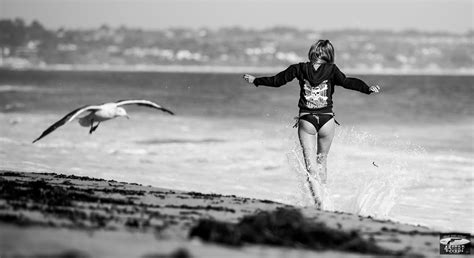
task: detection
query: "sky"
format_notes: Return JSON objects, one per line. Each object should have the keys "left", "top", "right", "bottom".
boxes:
{"left": 1, "top": 0, "right": 473, "bottom": 33}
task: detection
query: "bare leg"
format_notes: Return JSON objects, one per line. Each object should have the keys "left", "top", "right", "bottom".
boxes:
{"left": 298, "top": 119, "right": 320, "bottom": 205}
{"left": 298, "top": 119, "right": 318, "bottom": 177}
{"left": 316, "top": 118, "right": 336, "bottom": 184}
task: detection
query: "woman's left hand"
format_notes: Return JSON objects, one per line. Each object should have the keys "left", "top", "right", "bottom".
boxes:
{"left": 243, "top": 74, "right": 256, "bottom": 84}
{"left": 369, "top": 85, "right": 381, "bottom": 93}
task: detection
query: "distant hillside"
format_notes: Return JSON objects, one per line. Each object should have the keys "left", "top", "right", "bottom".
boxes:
{"left": 1, "top": 18, "right": 473, "bottom": 73}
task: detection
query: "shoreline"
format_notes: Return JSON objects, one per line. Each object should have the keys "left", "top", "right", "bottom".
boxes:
{"left": 1, "top": 64, "right": 473, "bottom": 76}
{"left": 1, "top": 170, "right": 466, "bottom": 257}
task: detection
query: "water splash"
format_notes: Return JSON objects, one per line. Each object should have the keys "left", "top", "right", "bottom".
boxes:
{"left": 286, "top": 143, "right": 335, "bottom": 211}
{"left": 286, "top": 126, "right": 427, "bottom": 220}
{"left": 286, "top": 148, "right": 316, "bottom": 207}
{"left": 332, "top": 127, "right": 427, "bottom": 219}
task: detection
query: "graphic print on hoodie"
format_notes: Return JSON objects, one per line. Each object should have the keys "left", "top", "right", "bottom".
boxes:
{"left": 303, "top": 79, "right": 329, "bottom": 109}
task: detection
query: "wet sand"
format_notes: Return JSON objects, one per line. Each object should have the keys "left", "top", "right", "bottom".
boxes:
{"left": 0, "top": 171, "right": 465, "bottom": 257}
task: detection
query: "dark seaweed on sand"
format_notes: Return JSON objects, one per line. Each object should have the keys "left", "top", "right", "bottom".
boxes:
{"left": 0, "top": 179, "right": 133, "bottom": 206}
{"left": 0, "top": 179, "right": 74, "bottom": 206}
{"left": 190, "top": 208, "right": 403, "bottom": 255}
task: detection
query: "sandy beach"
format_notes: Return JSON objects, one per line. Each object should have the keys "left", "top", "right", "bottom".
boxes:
{"left": 1, "top": 170, "right": 465, "bottom": 257}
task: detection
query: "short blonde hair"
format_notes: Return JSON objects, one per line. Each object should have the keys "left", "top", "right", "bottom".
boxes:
{"left": 308, "top": 40, "right": 334, "bottom": 64}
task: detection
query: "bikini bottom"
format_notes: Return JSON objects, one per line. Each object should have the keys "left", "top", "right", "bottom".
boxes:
{"left": 298, "top": 113, "right": 335, "bottom": 132}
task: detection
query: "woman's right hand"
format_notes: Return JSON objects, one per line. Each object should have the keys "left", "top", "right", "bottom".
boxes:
{"left": 243, "top": 74, "right": 255, "bottom": 84}
{"left": 369, "top": 85, "right": 381, "bottom": 93}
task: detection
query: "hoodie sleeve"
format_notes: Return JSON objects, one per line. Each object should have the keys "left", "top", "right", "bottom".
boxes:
{"left": 253, "top": 64, "right": 299, "bottom": 87}
{"left": 332, "top": 65, "right": 372, "bottom": 94}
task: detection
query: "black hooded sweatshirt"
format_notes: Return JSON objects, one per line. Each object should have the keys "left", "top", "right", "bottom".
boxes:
{"left": 253, "top": 62, "right": 372, "bottom": 113}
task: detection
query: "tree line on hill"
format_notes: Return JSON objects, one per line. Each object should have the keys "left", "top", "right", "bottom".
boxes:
{"left": 1, "top": 18, "right": 472, "bottom": 72}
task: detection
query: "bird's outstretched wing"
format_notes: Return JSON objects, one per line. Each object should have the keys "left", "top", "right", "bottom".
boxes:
{"left": 115, "top": 100, "right": 175, "bottom": 115}
{"left": 32, "top": 105, "right": 101, "bottom": 143}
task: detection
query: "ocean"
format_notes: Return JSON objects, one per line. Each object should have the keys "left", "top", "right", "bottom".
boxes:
{"left": 0, "top": 69, "right": 472, "bottom": 234}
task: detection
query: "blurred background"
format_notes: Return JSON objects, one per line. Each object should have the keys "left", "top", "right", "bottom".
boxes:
{"left": 0, "top": 0, "right": 473, "bottom": 233}
{"left": 0, "top": 0, "right": 473, "bottom": 73}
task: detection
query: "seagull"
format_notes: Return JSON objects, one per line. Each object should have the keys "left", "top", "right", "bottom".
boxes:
{"left": 32, "top": 99, "right": 174, "bottom": 143}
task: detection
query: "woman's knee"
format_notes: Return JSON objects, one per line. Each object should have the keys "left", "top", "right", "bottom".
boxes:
{"left": 316, "top": 153, "right": 328, "bottom": 164}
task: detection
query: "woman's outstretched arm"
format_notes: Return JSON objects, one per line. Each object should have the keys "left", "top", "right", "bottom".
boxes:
{"left": 243, "top": 64, "right": 299, "bottom": 87}
{"left": 333, "top": 65, "right": 380, "bottom": 94}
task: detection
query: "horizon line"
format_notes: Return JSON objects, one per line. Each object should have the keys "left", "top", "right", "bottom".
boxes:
{"left": 2, "top": 64, "right": 473, "bottom": 77}
{"left": 2, "top": 17, "right": 473, "bottom": 35}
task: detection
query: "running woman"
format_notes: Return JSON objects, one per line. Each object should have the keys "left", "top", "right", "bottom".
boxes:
{"left": 243, "top": 39, "right": 380, "bottom": 184}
